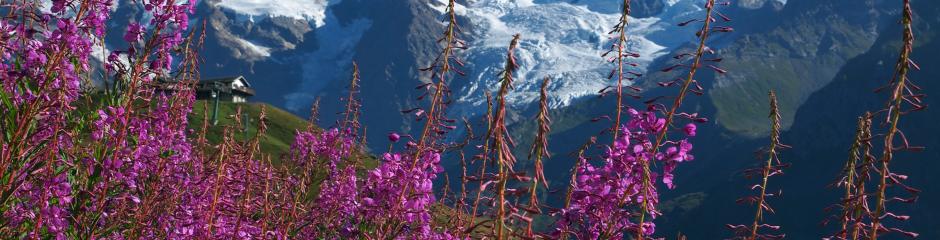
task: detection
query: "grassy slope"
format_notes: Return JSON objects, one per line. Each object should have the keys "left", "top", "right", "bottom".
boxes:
{"left": 188, "top": 100, "right": 310, "bottom": 160}
{"left": 188, "top": 100, "right": 378, "bottom": 169}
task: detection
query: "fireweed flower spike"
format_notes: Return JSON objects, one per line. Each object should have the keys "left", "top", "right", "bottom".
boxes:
{"left": 362, "top": 0, "right": 465, "bottom": 237}
{"left": 340, "top": 61, "right": 365, "bottom": 167}
{"left": 553, "top": 0, "right": 724, "bottom": 235}
{"left": 557, "top": 108, "right": 697, "bottom": 239}
{"left": 341, "top": 61, "right": 363, "bottom": 137}
{"left": 468, "top": 90, "right": 495, "bottom": 234}
{"left": 846, "top": 114, "right": 877, "bottom": 240}
{"left": 412, "top": 0, "right": 466, "bottom": 157}
{"left": 823, "top": 113, "right": 875, "bottom": 240}
{"left": 524, "top": 76, "right": 552, "bottom": 237}
{"left": 601, "top": 0, "right": 638, "bottom": 140}
{"left": 868, "top": 0, "right": 922, "bottom": 238}
{"left": 286, "top": 127, "right": 356, "bottom": 233}
{"left": 727, "top": 91, "right": 789, "bottom": 240}
{"left": 368, "top": 1, "right": 466, "bottom": 234}
{"left": 456, "top": 151, "right": 471, "bottom": 236}
{"left": 632, "top": 0, "right": 731, "bottom": 238}
{"left": 491, "top": 33, "right": 522, "bottom": 239}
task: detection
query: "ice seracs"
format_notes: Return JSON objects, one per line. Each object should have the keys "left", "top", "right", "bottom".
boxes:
{"left": 216, "top": 0, "right": 336, "bottom": 27}
{"left": 233, "top": 38, "right": 272, "bottom": 58}
{"left": 451, "top": 0, "right": 708, "bottom": 114}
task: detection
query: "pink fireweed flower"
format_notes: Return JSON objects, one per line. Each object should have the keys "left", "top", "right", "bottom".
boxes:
{"left": 124, "top": 22, "right": 146, "bottom": 43}
{"left": 684, "top": 123, "right": 697, "bottom": 137}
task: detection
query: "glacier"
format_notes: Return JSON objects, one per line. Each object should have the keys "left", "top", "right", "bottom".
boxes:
{"left": 234, "top": 38, "right": 273, "bottom": 58}
{"left": 215, "top": 0, "right": 336, "bottom": 27}
{"left": 443, "top": 0, "right": 714, "bottom": 115}
{"left": 284, "top": 13, "right": 372, "bottom": 112}
{"left": 271, "top": 0, "right": 787, "bottom": 115}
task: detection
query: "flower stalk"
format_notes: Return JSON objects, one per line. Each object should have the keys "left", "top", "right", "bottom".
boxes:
{"left": 609, "top": 0, "right": 635, "bottom": 140}
{"left": 492, "top": 33, "right": 522, "bottom": 240}
{"left": 747, "top": 91, "right": 787, "bottom": 240}
{"left": 525, "top": 76, "right": 552, "bottom": 237}
{"left": 869, "top": 0, "right": 921, "bottom": 238}
{"left": 635, "top": 0, "right": 728, "bottom": 238}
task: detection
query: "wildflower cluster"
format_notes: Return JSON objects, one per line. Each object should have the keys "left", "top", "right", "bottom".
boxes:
{"left": 552, "top": 1, "right": 726, "bottom": 238}
{"left": 557, "top": 108, "right": 696, "bottom": 239}
{"left": 361, "top": 152, "right": 447, "bottom": 237}
{"left": 1, "top": 0, "right": 199, "bottom": 238}
{"left": 288, "top": 126, "right": 360, "bottom": 237}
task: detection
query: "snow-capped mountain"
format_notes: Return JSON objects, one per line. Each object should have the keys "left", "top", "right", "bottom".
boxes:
{"left": 248, "top": 0, "right": 786, "bottom": 115}
{"left": 156, "top": 0, "right": 713, "bottom": 135}
{"left": 196, "top": 0, "right": 764, "bottom": 114}
{"left": 108, "top": 0, "right": 880, "bottom": 152}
